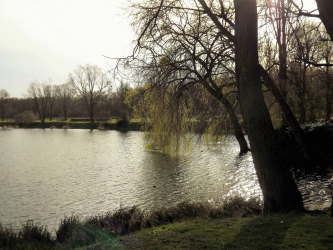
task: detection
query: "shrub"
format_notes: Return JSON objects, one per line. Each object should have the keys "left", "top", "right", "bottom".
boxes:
{"left": 56, "top": 215, "right": 81, "bottom": 243}
{"left": 19, "top": 220, "right": 52, "bottom": 244}
{"left": 221, "top": 196, "right": 262, "bottom": 217}
{"left": 13, "top": 111, "right": 37, "bottom": 124}
{"left": 56, "top": 214, "right": 102, "bottom": 248}
{"left": 0, "top": 221, "right": 54, "bottom": 249}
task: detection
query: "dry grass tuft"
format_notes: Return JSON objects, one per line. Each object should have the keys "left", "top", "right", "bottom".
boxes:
{"left": 0, "top": 197, "right": 262, "bottom": 248}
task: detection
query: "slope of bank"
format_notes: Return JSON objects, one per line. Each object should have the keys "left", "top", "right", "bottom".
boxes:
{"left": 2, "top": 212, "right": 333, "bottom": 250}
{"left": 1, "top": 198, "right": 333, "bottom": 250}
{"left": 83, "top": 213, "right": 333, "bottom": 250}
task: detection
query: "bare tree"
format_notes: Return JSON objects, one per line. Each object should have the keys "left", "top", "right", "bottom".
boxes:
{"left": 58, "top": 83, "right": 76, "bottom": 121}
{"left": 260, "top": 0, "right": 296, "bottom": 124}
{"left": 289, "top": 20, "right": 321, "bottom": 123}
{"left": 289, "top": 0, "right": 333, "bottom": 121}
{"left": 322, "top": 35, "right": 333, "bottom": 121}
{"left": 0, "top": 89, "right": 10, "bottom": 121}
{"left": 68, "top": 64, "right": 112, "bottom": 123}
{"left": 45, "top": 84, "right": 58, "bottom": 121}
{"left": 27, "top": 80, "right": 50, "bottom": 125}
{"left": 289, "top": 0, "right": 333, "bottom": 44}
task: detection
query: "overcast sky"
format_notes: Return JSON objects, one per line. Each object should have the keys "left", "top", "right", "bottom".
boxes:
{"left": 0, "top": 0, "right": 319, "bottom": 98}
{"left": 0, "top": 0, "right": 134, "bottom": 98}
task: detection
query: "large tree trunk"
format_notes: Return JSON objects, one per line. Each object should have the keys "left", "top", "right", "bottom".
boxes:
{"left": 234, "top": 0, "right": 304, "bottom": 212}
{"left": 197, "top": 0, "right": 312, "bottom": 160}
{"left": 316, "top": 0, "right": 333, "bottom": 41}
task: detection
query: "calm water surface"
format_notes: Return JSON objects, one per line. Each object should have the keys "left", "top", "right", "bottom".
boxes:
{"left": 0, "top": 129, "right": 331, "bottom": 231}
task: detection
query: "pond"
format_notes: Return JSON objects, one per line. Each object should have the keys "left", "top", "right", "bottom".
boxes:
{"left": 0, "top": 128, "right": 331, "bottom": 231}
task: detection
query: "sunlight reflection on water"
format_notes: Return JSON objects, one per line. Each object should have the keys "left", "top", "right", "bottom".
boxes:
{"left": 0, "top": 129, "right": 330, "bottom": 231}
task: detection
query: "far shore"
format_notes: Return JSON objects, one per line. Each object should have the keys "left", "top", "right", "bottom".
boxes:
{"left": 0, "top": 119, "right": 143, "bottom": 131}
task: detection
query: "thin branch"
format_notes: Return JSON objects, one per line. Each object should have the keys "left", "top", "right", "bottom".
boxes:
{"left": 295, "top": 58, "right": 333, "bottom": 67}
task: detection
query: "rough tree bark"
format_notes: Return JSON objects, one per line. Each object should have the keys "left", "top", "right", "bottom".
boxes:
{"left": 316, "top": 0, "right": 333, "bottom": 41}
{"left": 234, "top": 0, "right": 304, "bottom": 212}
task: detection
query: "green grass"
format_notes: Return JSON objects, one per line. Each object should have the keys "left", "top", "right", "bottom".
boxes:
{"left": 0, "top": 199, "right": 262, "bottom": 249}
{"left": 2, "top": 198, "right": 333, "bottom": 249}
{"left": 3, "top": 214, "right": 333, "bottom": 249}
{"left": 80, "top": 213, "right": 333, "bottom": 250}
{"left": 0, "top": 119, "right": 15, "bottom": 123}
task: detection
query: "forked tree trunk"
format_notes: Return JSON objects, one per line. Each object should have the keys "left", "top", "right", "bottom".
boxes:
{"left": 234, "top": 0, "right": 304, "bottom": 212}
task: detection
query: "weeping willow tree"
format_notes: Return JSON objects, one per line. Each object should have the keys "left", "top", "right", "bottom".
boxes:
{"left": 114, "top": 0, "right": 310, "bottom": 212}
{"left": 125, "top": 81, "right": 239, "bottom": 153}
{"left": 114, "top": 0, "right": 249, "bottom": 154}
{"left": 126, "top": 84, "right": 190, "bottom": 152}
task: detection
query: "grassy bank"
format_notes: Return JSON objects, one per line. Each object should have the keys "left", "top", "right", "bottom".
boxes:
{"left": 1, "top": 198, "right": 333, "bottom": 249}
{"left": 92, "top": 213, "right": 333, "bottom": 250}
{"left": 1, "top": 198, "right": 261, "bottom": 249}
{"left": 2, "top": 214, "right": 333, "bottom": 249}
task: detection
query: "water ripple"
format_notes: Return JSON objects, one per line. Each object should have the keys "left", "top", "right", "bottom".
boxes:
{"left": 0, "top": 129, "right": 331, "bottom": 231}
